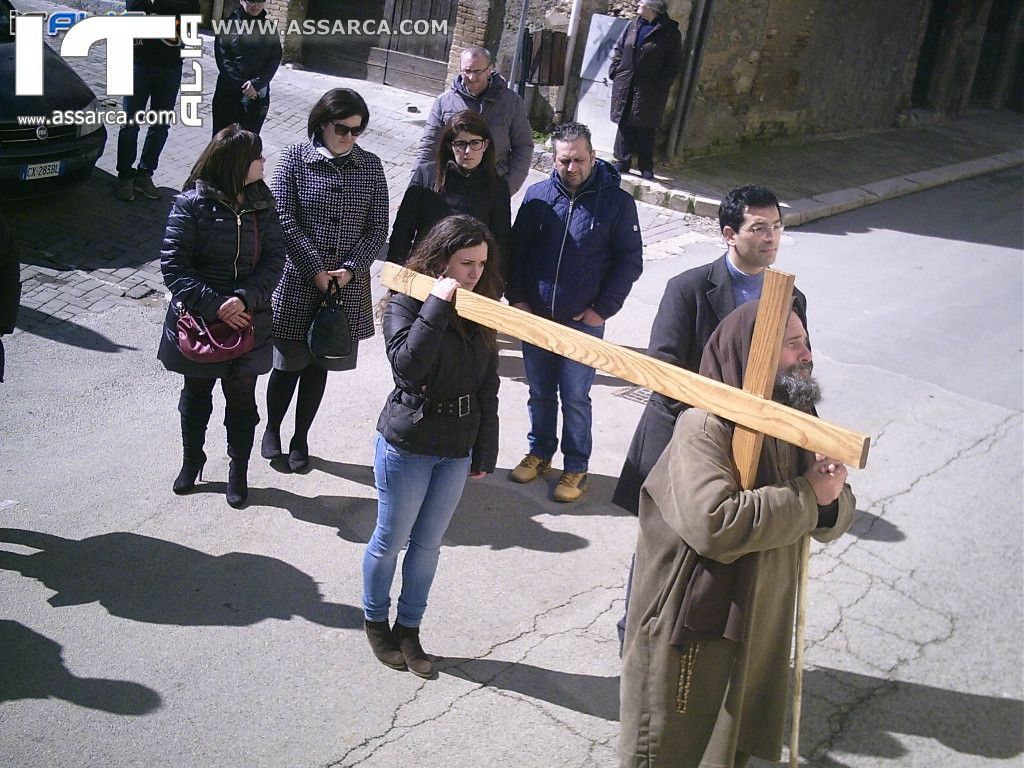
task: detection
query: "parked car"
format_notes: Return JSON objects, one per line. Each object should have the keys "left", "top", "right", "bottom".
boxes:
{"left": 0, "top": 0, "right": 107, "bottom": 198}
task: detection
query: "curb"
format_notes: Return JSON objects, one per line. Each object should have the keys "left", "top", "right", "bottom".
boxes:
{"left": 606, "top": 149, "right": 1024, "bottom": 226}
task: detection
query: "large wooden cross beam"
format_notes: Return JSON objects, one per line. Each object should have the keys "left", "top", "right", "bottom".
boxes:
{"left": 379, "top": 262, "right": 869, "bottom": 469}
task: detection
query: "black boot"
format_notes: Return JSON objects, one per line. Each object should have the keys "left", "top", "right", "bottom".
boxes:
{"left": 173, "top": 388, "right": 212, "bottom": 494}
{"left": 393, "top": 622, "right": 436, "bottom": 679}
{"left": 225, "top": 407, "right": 259, "bottom": 509}
{"left": 226, "top": 460, "right": 248, "bottom": 509}
{"left": 364, "top": 620, "right": 407, "bottom": 670}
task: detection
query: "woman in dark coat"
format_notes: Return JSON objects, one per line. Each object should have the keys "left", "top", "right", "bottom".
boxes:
{"left": 608, "top": 0, "right": 683, "bottom": 179}
{"left": 158, "top": 125, "right": 285, "bottom": 508}
{"left": 362, "top": 215, "right": 501, "bottom": 680}
{"left": 263, "top": 88, "right": 388, "bottom": 472}
{"left": 387, "top": 110, "right": 511, "bottom": 270}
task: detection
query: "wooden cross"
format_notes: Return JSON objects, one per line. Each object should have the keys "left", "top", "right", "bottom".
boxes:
{"left": 379, "top": 262, "right": 869, "bottom": 765}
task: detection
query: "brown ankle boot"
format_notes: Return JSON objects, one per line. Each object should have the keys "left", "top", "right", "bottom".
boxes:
{"left": 393, "top": 622, "right": 436, "bottom": 679}
{"left": 364, "top": 620, "right": 407, "bottom": 670}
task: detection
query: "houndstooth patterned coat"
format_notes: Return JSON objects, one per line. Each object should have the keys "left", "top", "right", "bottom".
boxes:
{"left": 270, "top": 140, "right": 388, "bottom": 342}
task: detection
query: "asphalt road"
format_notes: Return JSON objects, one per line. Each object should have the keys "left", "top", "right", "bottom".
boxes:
{"left": 1, "top": 169, "right": 1022, "bottom": 767}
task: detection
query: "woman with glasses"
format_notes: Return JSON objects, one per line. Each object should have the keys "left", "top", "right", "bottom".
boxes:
{"left": 158, "top": 126, "right": 285, "bottom": 508}
{"left": 364, "top": 214, "right": 501, "bottom": 679}
{"left": 262, "top": 88, "right": 388, "bottom": 471}
{"left": 387, "top": 110, "right": 510, "bottom": 274}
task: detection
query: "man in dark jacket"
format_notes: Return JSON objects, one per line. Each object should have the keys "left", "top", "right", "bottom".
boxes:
{"left": 609, "top": 0, "right": 683, "bottom": 180}
{"left": 506, "top": 122, "right": 643, "bottom": 503}
{"left": 212, "top": 0, "right": 282, "bottom": 136}
{"left": 415, "top": 47, "right": 534, "bottom": 194}
{"left": 613, "top": 185, "right": 807, "bottom": 515}
{"left": 115, "top": 0, "right": 200, "bottom": 202}
{"left": 611, "top": 184, "right": 808, "bottom": 647}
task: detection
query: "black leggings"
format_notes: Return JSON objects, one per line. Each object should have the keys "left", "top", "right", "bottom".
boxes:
{"left": 182, "top": 374, "right": 257, "bottom": 411}
{"left": 264, "top": 365, "right": 329, "bottom": 446}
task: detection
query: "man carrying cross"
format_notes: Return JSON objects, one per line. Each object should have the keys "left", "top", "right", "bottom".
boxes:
{"left": 618, "top": 300, "right": 855, "bottom": 768}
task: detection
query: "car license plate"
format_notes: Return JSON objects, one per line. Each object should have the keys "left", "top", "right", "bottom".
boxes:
{"left": 20, "top": 160, "right": 64, "bottom": 181}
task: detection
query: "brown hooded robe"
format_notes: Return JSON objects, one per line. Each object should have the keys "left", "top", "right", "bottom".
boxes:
{"left": 618, "top": 302, "right": 855, "bottom": 768}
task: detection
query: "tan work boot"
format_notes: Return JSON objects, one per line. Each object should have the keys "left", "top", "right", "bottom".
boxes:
{"left": 509, "top": 454, "right": 551, "bottom": 483}
{"left": 133, "top": 173, "right": 161, "bottom": 200}
{"left": 553, "top": 471, "right": 587, "bottom": 502}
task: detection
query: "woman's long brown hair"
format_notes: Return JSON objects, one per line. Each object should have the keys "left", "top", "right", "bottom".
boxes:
{"left": 383, "top": 214, "right": 503, "bottom": 348}
{"left": 183, "top": 124, "right": 263, "bottom": 205}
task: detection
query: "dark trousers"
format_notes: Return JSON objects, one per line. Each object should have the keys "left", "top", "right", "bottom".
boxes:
{"left": 613, "top": 122, "right": 657, "bottom": 174}
{"left": 212, "top": 79, "right": 270, "bottom": 136}
{"left": 181, "top": 375, "right": 259, "bottom": 460}
{"left": 116, "top": 63, "right": 182, "bottom": 179}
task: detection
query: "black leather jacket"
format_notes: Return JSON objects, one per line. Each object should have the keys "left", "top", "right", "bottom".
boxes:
{"left": 377, "top": 293, "right": 499, "bottom": 473}
{"left": 213, "top": 8, "right": 282, "bottom": 91}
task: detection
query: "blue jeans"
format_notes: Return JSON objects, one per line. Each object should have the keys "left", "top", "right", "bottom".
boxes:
{"left": 116, "top": 63, "right": 182, "bottom": 179}
{"left": 521, "top": 318, "right": 604, "bottom": 473}
{"left": 362, "top": 433, "right": 471, "bottom": 627}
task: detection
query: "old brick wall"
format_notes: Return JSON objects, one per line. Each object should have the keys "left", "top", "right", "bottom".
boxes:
{"left": 446, "top": 0, "right": 501, "bottom": 81}
{"left": 679, "top": 0, "right": 932, "bottom": 156}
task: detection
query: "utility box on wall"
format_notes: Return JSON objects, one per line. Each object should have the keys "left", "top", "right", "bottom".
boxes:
{"left": 574, "top": 14, "right": 629, "bottom": 153}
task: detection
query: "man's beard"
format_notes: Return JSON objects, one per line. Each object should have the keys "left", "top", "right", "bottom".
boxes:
{"left": 774, "top": 363, "right": 821, "bottom": 412}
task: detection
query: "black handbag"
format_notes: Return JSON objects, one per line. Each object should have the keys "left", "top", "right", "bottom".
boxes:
{"left": 307, "top": 278, "right": 353, "bottom": 358}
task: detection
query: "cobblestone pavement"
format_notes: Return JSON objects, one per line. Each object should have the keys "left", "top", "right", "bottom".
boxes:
{"left": 7, "top": 0, "right": 716, "bottom": 337}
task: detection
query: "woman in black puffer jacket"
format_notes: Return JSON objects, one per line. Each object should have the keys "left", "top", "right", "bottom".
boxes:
{"left": 387, "top": 110, "right": 510, "bottom": 270}
{"left": 362, "top": 215, "right": 501, "bottom": 680}
{"left": 157, "top": 125, "right": 285, "bottom": 508}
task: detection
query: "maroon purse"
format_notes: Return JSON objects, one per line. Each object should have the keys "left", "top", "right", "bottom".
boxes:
{"left": 176, "top": 307, "right": 254, "bottom": 363}
{"left": 175, "top": 204, "right": 262, "bottom": 364}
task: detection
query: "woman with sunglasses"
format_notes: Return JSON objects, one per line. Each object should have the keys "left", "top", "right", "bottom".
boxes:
{"left": 158, "top": 126, "right": 285, "bottom": 508}
{"left": 263, "top": 88, "right": 388, "bottom": 471}
{"left": 386, "top": 110, "right": 510, "bottom": 272}
{"left": 364, "top": 214, "right": 502, "bottom": 679}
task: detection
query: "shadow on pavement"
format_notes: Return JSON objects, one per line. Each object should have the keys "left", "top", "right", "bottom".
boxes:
{"left": 16, "top": 306, "right": 140, "bottom": 351}
{"left": 440, "top": 659, "right": 1023, "bottom": 763}
{"left": 0, "top": 528, "right": 362, "bottom": 629}
{"left": 847, "top": 509, "right": 904, "bottom": 542}
{"left": 440, "top": 656, "right": 618, "bottom": 721}
{"left": 253, "top": 460, "right": 631, "bottom": 552}
{"left": 798, "top": 166, "right": 1024, "bottom": 249}
{"left": 0, "top": 620, "right": 162, "bottom": 715}
{"left": 804, "top": 666, "right": 1023, "bottom": 765}
{"left": 6, "top": 169, "right": 174, "bottom": 273}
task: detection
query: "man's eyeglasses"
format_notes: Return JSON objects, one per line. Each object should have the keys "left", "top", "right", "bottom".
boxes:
{"left": 741, "top": 222, "right": 784, "bottom": 236}
{"left": 451, "top": 139, "right": 487, "bottom": 152}
{"left": 460, "top": 67, "right": 490, "bottom": 78}
{"left": 330, "top": 122, "right": 365, "bottom": 137}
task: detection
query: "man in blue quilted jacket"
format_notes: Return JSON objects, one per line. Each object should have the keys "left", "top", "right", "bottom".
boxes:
{"left": 506, "top": 122, "right": 643, "bottom": 502}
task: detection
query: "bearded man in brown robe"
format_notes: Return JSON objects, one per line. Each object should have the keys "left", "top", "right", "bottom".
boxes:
{"left": 618, "top": 301, "right": 856, "bottom": 768}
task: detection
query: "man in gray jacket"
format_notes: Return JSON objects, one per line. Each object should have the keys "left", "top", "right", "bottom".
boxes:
{"left": 415, "top": 47, "right": 534, "bottom": 194}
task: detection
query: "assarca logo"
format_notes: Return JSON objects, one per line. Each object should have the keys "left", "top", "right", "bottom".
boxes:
{"left": 12, "top": 12, "right": 205, "bottom": 127}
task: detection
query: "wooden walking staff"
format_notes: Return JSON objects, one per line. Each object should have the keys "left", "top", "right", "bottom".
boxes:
{"left": 379, "top": 262, "right": 868, "bottom": 765}
{"left": 723, "top": 270, "right": 812, "bottom": 767}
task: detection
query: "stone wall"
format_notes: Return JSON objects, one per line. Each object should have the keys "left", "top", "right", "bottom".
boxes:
{"left": 678, "top": 0, "right": 932, "bottom": 156}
